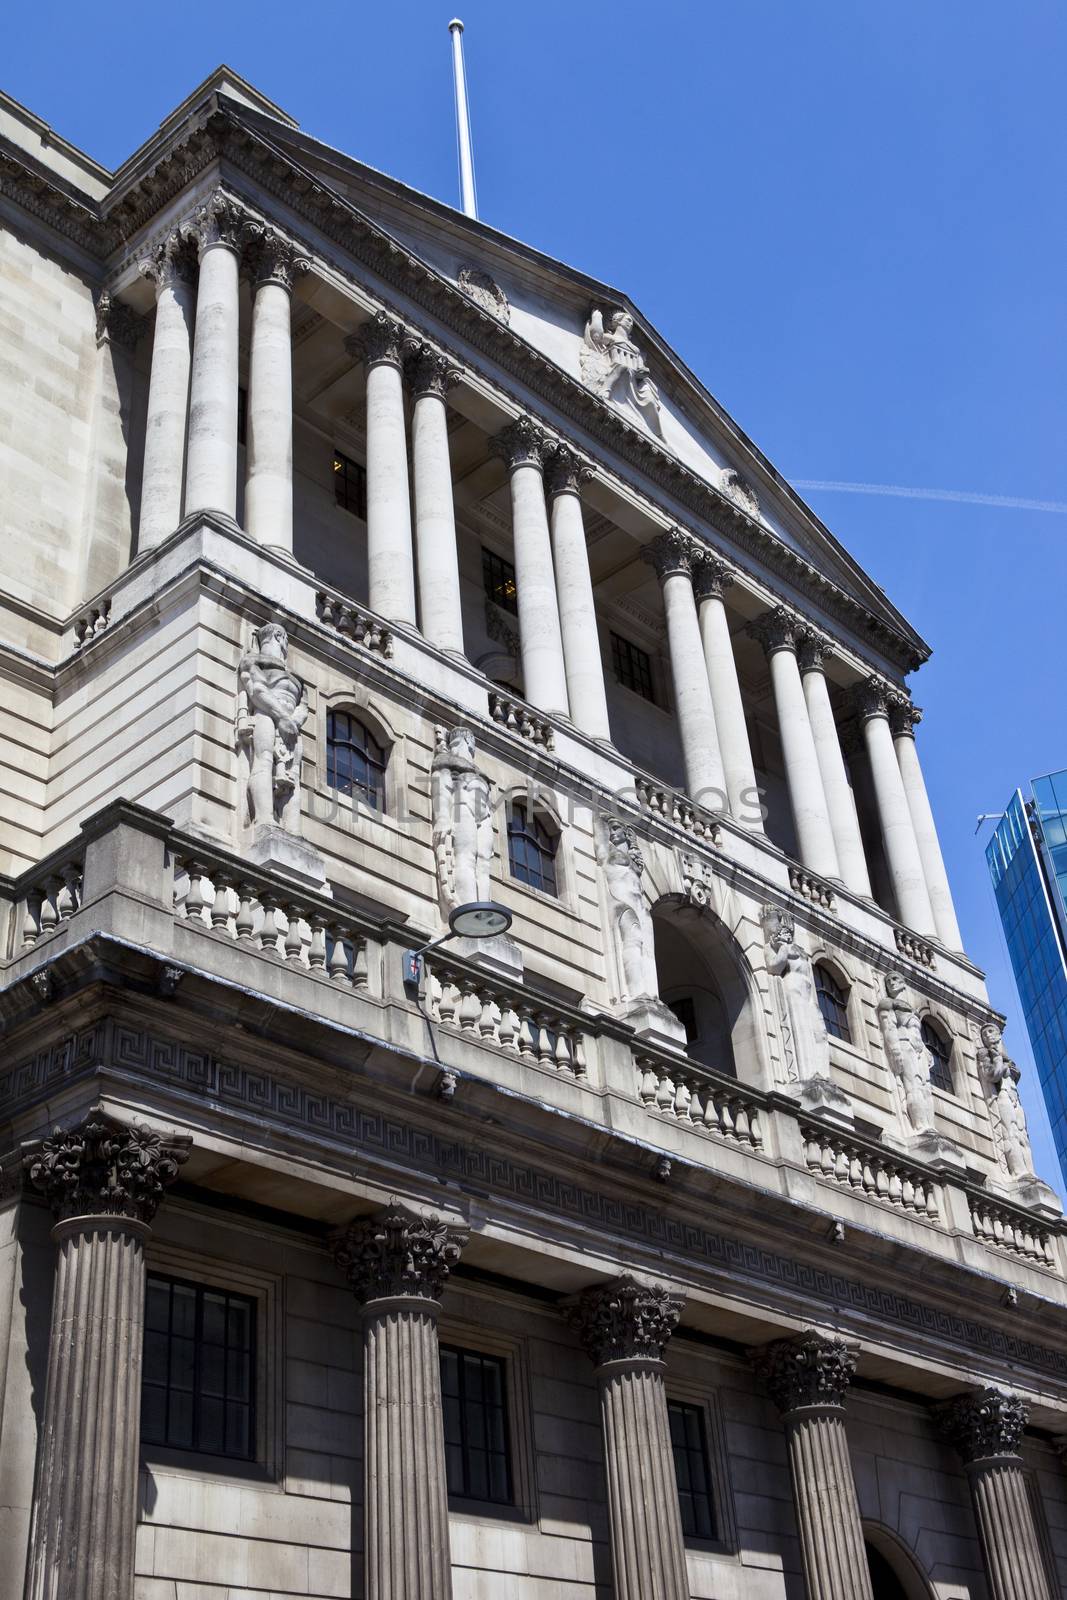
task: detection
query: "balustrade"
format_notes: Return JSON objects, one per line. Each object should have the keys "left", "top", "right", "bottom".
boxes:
{"left": 801, "top": 1124, "right": 940, "bottom": 1219}
{"left": 970, "top": 1195, "right": 1056, "bottom": 1268}
{"left": 635, "top": 776, "right": 721, "bottom": 845}
{"left": 17, "top": 857, "right": 85, "bottom": 950}
{"left": 488, "top": 691, "right": 555, "bottom": 751}
{"left": 425, "top": 956, "right": 587, "bottom": 1077}
{"left": 636, "top": 1055, "right": 763, "bottom": 1149}
{"left": 316, "top": 590, "right": 394, "bottom": 656}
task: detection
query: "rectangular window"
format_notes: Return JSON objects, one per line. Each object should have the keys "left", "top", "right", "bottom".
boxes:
{"left": 237, "top": 386, "right": 248, "bottom": 447}
{"left": 668, "top": 1399, "right": 717, "bottom": 1540}
{"left": 142, "top": 1273, "right": 256, "bottom": 1460}
{"left": 611, "top": 632, "right": 655, "bottom": 702}
{"left": 440, "top": 1344, "right": 513, "bottom": 1505}
{"left": 333, "top": 449, "right": 368, "bottom": 519}
{"left": 483, "top": 547, "right": 518, "bottom": 615}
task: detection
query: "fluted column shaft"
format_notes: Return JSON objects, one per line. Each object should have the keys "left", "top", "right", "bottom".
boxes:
{"left": 546, "top": 447, "right": 612, "bottom": 742}
{"left": 797, "top": 635, "right": 873, "bottom": 895}
{"left": 245, "top": 232, "right": 308, "bottom": 555}
{"left": 693, "top": 556, "right": 763, "bottom": 830}
{"left": 405, "top": 342, "right": 465, "bottom": 656}
{"left": 753, "top": 610, "right": 840, "bottom": 880}
{"left": 856, "top": 680, "right": 937, "bottom": 936}
{"left": 137, "top": 235, "right": 196, "bottom": 550}
{"left": 333, "top": 1205, "right": 469, "bottom": 1600}
{"left": 567, "top": 1276, "right": 688, "bottom": 1600}
{"left": 491, "top": 420, "right": 570, "bottom": 717}
{"left": 184, "top": 191, "right": 243, "bottom": 519}
{"left": 22, "top": 1114, "right": 190, "bottom": 1600}
{"left": 890, "top": 701, "right": 964, "bottom": 950}
{"left": 644, "top": 532, "right": 726, "bottom": 810}
{"left": 351, "top": 316, "right": 417, "bottom": 627}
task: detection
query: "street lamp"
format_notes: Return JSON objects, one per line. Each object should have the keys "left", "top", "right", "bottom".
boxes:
{"left": 403, "top": 900, "right": 513, "bottom": 986}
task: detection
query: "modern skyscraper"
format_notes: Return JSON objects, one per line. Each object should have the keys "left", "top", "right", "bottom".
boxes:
{"left": 987, "top": 772, "right": 1067, "bottom": 1179}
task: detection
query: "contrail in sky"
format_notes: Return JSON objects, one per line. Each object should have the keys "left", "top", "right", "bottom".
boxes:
{"left": 792, "top": 480, "right": 1067, "bottom": 515}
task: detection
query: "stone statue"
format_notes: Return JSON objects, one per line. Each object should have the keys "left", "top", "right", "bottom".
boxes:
{"left": 580, "top": 309, "right": 662, "bottom": 428}
{"left": 877, "top": 972, "right": 936, "bottom": 1136}
{"left": 599, "top": 819, "right": 660, "bottom": 1004}
{"left": 431, "top": 726, "right": 495, "bottom": 915}
{"left": 762, "top": 906, "right": 831, "bottom": 1084}
{"left": 236, "top": 622, "right": 308, "bottom": 833}
{"left": 977, "top": 1022, "right": 1035, "bottom": 1180}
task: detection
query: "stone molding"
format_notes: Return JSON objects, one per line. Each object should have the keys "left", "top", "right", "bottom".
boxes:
{"left": 692, "top": 552, "right": 735, "bottom": 601}
{"left": 347, "top": 310, "right": 407, "bottom": 370}
{"left": 937, "top": 1386, "right": 1029, "bottom": 1463}
{"left": 402, "top": 337, "right": 462, "bottom": 398}
{"left": 751, "top": 1328, "right": 858, "bottom": 1413}
{"left": 748, "top": 604, "right": 803, "bottom": 657}
{"left": 565, "top": 1274, "right": 684, "bottom": 1367}
{"left": 489, "top": 415, "right": 549, "bottom": 472}
{"left": 22, "top": 1109, "right": 190, "bottom": 1224}
{"left": 543, "top": 442, "right": 595, "bottom": 499}
{"left": 641, "top": 527, "right": 698, "bottom": 580}
{"left": 244, "top": 224, "right": 311, "bottom": 292}
{"left": 331, "top": 1203, "right": 469, "bottom": 1306}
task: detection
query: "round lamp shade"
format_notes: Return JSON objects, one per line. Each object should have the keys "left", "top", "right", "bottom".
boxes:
{"left": 448, "top": 900, "right": 512, "bottom": 939}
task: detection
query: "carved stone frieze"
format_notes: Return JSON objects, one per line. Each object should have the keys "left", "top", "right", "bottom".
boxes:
{"left": 937, "top": 1386, "right": 1028, "bottom": 1462}
{"left": 22, "top": 1111, "right": 190, "bottom": 1224}
{"left": 456, "top": 265, "right": 510, "bottom": 323}
{"left": 751, "top": 1328, "right": 858, "bottom": 1413}
{"left": 331, "top": 1204, "right": 468, "bottom": 1305}
{"left": 402, "top": 338, "right": 462, "bottom": 398}
{"left": 489, "top": 414, "right": 548, "bottom": 471}
{"left": 565, "top": 1275, "right": 683, "bottom": 1366}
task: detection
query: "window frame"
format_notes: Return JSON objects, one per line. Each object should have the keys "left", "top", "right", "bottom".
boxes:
{"left": 436, "top": 1311, "right": 536, "bottom": 1523}
{"left": 610, "top": 630, "right": 656, "bottom": 703}
{"left": 667, "top": 1396, "right": 718, "bottom": 1542}
{"left": 142, "top": 1271, "right": 258, "bottom": 1463}
{"left": 663, "top": 1380, "right": 737, "bottom": 1555}
{"left": 440, "top": 1342, "right": 514, "bottom": 1508}
{"left": 506, "top": 800, "right": 560, "bottom": 898}
{"left": 921, "top": 1015, "right": 956, "bottom": 1095}
{"left": 333, "top": 447, "right": 368, "bottom": 520}
{"left": 482, "top": 545, "right": 519, "bottom": 616}
{"left": 325, "top": 707, "right": 389, "bottom": 814}
{"left": 814, "top": 962, "right": 853, "bottom": 1044}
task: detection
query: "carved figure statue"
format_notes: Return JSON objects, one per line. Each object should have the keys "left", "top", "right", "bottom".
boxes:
{"left": 599, "top": 820, "right": 660, "bottom": 1003}
{"left": 977, "top": 1022, "right": 1035, "bottom": 1180}
{"left": 761, "top": 906, "right": 830, "bottom": 1083}
{"left": 431, "top": 727, "right": 495, "bottom": 915}
{"left": 580, "top": 309, "right": 662, "bottom": 427}
{"left": 236, "top": 622, "right": 308, "bottom": 833}
{"left": 877, "top": 972, "right": 936, "bottom": 1136}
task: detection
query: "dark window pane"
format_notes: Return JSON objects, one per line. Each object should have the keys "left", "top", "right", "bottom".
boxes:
{"left": 439, "top": 1344, "right": 513, "bottom": 1505}
{"left": 507, "top": 803, "right": 558, "bottom": 897}
{"left": 333, "top": 450, "right": 367, "bottom": 519}
{"left": 921, "top": 1018, "right": 955, "bottom": 1093}
{"left": 815, "top": 965, "right": 852, "bottom": 1043}
{"left": 145, "top": 1280, "right": 171, "bottom": 1334}
{"left": 325, "top": 709, "right": 387, "bottom": 812}
{"left": 172, "top": 1284, "right": 197, "bottom": 1337}
{"left": 482, "top": 547, "right": 518, "bottom": 614}
{"left": 611, "top": 632, "right": 654, "bottom": 702}
{"left": 667, "top": 1400, "right": 717, "bottom": 1541}
{"left": 141, "top": 1274, "right": 256, "bottom": 1462}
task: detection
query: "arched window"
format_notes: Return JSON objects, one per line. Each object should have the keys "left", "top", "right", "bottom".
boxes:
{"left": 815, "top": 964, "right": 852, "bottom": 1043}
{"left": 507, "top": 802, "right": 558, "bottom": 896}
{"left": 325, "top": 709, "right": 387, "bottom": 811}
{"left": 921, "top": 1018, "right": 954, "bottom": 1093}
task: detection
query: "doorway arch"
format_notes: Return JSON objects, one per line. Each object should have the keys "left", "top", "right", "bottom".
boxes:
{"left": 650, "top": 898, "right": 765, "bottom": 1083}
{"left": 863, "top": 1525, "right": 932, "bottom": 1600}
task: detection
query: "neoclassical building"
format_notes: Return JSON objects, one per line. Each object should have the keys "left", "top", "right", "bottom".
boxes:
{"left": 0, "top": 65, "right": 1065, "bottom": 1600}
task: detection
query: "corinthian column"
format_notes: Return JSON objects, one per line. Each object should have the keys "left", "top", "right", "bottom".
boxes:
{"left": 137, "top": 232, "right": 197, "bottom": 551}
{"left": 184, "top": 189, "right": 245, "bottom": 519}
{"left": 889, "top": 696, "right": 964, "bottom": 951}
{"left": 854, "top": 678, "right": 937, "bottom": 937}
{"left": 692, "top": 553, "right": 763, "bottom": 830}
{"left": 348, "top": 314, "right": 417, "bottom": 626}
{"left": 796, "top": 628, "right": 873, "bottom": 896}
{"left": 22, "top": 1111, "right": 191, "bottom": 1600}
{"left": 750, "top": 609, "right": 840, "bottom": 881}
{"left": 404, "top": 339, "right": 466, "bottom": 656}
{"left": 751, "top": 1330, "right": 873, "bottom": 1600}
{"left": 544, "top": 444, "right": 612, "bottom": 742}
{"left": 938, "top": 1388, "right": 1053, "bottom": 1600}
{"left": 244, "top": 228, "right": 310, "bottom": 556}
{"left": 567, "top": 1275, "right": 689, "bottom": 1600}
{"left": 643, "top": 530, "right": 727, "bottom": 810}
{"left": 333, "top": 1204, "right": 469, "bottom": 1600}
{"left": 490, "top": 418, "right": 570, "bottom": 717}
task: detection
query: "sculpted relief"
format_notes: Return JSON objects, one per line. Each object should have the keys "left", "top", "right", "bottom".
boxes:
{"left": 431, "top": 726, "right": 495, "bottom": 917}
{"left": 599, "top": 818, "right": 661, "bottom": 1006}
{"left": 977, "top": 1022, "right": 1035, "bottom": 1181}
{"left": 581, "top": 309, "right": 662, "bottom": 430}
{"left": 761, "top": 906, "right": 831, "bottom": 1086}
{"left": 877, "top": 973, "right": 936, "bottom": 1137}
{"left": 236, "top": 622, "right": 309, "bottom": 834}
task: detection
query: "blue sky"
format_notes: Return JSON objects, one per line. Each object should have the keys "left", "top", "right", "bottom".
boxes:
{"left": 7, "top": 1, "right": 1066, "bottom": 1186}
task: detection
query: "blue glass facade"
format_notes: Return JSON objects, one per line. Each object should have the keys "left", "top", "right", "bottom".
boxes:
{"left": 987, "top": 775, "right": 1067, "bottom": 1180}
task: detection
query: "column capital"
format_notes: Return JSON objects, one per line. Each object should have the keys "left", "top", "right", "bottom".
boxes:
{"left": 331, "top": 1203, "right": 469, "bottom": 1307}
{"left": 403, "top": 337, "right": 463, "bottom": 397}
{"left": 641, "top": 527, "right": 698, "bottom": 580}
{"left": 888, "top": 693, "right": 922, "bottom": 739}
{"left": 692, "top": 551, "right": 735, "bottom": 601}
{"left": 852, "top": 673, "right": 901, "bottom": 723}
{"left": 22, "top": 1110, "right": 191, "bottom": 1226}
{"left": 748, "top": 604, "right": 803, "bottom": 657}
{"left": 489, "top": 414, "right": 549, "bottom": 471}
{"left": 544, "top": 441, "right": 595, "bottom": 499}
{"left": 751, "top": 1328, "right": 858, "bottom": 1414}
{"left": 795, "top": 624, "right": 834, "bottom": 673}
{"left": 565, "top": 1274, "right": 684, "bottom": 1367}
{"left": 139, "top": 230, "right": 198, "bottom": 292}
{"left": 191, "top": 186, "right": 249, "bottom": 254}
{"left": 937, "top": 1387, "right": 1029, "bottom": 1463}
{"left": 346, "top": 310, "right": 408, "bottom": 370}
{"left": 244, "top": 225, "right": 311, "bottom": 292}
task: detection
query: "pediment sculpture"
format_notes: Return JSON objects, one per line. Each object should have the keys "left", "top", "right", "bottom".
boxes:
{"left": 581, "top": 309, "right": 662, "bottom": 430}
{"left": 236, "top": 622, "right": 308, "bottom": 834}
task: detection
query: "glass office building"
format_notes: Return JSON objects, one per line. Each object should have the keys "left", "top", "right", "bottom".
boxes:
{"left": 986, "top": 771, "right": 1067, "bottom": 1181}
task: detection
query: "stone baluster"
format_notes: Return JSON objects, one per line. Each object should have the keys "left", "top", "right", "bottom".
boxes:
{"left": 749, "top": 608, "right": 841, "bottom": 880}
{"left": 244, "top": 228, "right": 309, "bottom": 557}
{"left": 692, "top": 553, "right": 763, "bottom": 830}
{"left": 137, "top": 232, "right": 197, "bottom": 551}
{"left": 544, "top": 444, "right": 613, "bottom": 743}
{"left": 889, "top": 696, "right": 964, "bottom": 951}
{"left": 795, "top": 628, "right": 873, "bottom": 896}
{"left": 403, "top": 340, "right": 466, "bottom": 656}
{"left": 566, "top": 1275, "right": 690, "bottom": 1600}
{"left": 22, "top": 1112, "right": 191, "bottom": 1600}
{"left": 184, "top": 188, "right": 245, "bottom": 519}
{"left": 489, "top": 418, "right": 570, "bottom": 717}
{"left": 752, "top": 1330, "right": 873, "bottom": 1600}
{"left": 332, "top": 1204, "right": 469, "bottom": 1600}
{"left": 347, "top": 314, "right": 417, "bottom": 627}
{"left": 937, "top": 1387, "right": 1054, "bottom": 1600}
{"left": 854, "top": 677, "right": 937, "bottom": 937}
{"left": 643, "top": 530, "right": 728, "bottom": 810}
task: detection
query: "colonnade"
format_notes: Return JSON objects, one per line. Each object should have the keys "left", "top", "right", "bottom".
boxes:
{"left": 18, "top": 1117, "right": 1059, "bottom": 1600}
{"left": 133, "top": 187, "right": 961, "bottom": 948}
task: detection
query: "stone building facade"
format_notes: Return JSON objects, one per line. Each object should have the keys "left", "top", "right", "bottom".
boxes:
{"left": 0, "top": 65, "right": 1065, "bottom": 1600}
